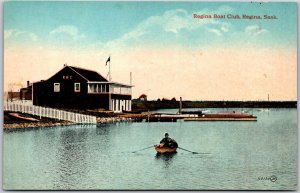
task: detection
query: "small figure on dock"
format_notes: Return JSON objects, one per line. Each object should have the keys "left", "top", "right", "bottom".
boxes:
{"left": 159, "top": 133, "right": 178, "bottom": 148}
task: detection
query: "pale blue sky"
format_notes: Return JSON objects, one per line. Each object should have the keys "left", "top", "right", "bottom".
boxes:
{"left": 4, "top": 1, "right": 297, "bottom": 50}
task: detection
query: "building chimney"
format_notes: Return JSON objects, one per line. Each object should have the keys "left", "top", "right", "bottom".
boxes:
{"left": 27, "top": 81, "right": 30, "bottom": 87}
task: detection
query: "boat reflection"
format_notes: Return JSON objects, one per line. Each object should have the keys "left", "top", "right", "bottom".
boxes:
{"left": 155, "top": 152, "right": 177, "bottom": 168}
{"left": 155, "top": 152, "right": 177, "bottom": 161}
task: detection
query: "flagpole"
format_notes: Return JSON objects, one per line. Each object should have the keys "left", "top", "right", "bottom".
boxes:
{"left": 108, "top": 55, "right": 112, "bottom": 111}
{"left": 109, "top": 61, "right": 111, "bottom": 81}
{"left": 109, "top": 55, "right": 111, "bottom": 81}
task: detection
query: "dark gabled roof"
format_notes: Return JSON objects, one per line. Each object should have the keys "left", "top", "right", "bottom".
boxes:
{"left": 68, "top": 66, "right": 108, "bottom": 82}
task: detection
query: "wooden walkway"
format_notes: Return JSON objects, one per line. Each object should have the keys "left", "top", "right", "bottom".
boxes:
{"left": 4, "top": 101, "right": 97, "bottom": 124}
{"left": 184, "top": 117, "right": 257, "bottom": 121}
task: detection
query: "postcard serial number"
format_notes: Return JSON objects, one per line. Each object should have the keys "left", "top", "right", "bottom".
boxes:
{"left": 193, "top": 14, "right": 277, "bottom": 20}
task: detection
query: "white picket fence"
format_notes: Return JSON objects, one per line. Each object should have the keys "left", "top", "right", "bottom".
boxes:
{"left": 3, "top": 102, "right": 97, "bottom": 124}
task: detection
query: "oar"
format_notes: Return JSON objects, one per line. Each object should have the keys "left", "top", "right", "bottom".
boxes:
{"left": 132, "top": 145, "right": 155, "bottom": 153}
{"left": 178, "top": 147, "right": 206, "bottom": 154}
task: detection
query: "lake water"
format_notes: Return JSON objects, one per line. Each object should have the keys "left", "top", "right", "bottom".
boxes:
{"left": 3, "top": 108, "right": 297, "bottom": 190}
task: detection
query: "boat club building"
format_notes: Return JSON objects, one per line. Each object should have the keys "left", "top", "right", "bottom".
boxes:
{"left": 32, "top": 65, "right": 132, "bottom": 112}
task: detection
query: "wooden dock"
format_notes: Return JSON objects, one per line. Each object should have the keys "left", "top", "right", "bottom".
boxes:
{"left": 121, "top": 111, "right": 258, "bottom": 122}
{"left": 145, "top": 114, "right": 198, "bottom": 122}
{"left": 146, "top": 116, "right": 179, "bottom": 122}
{"left": 184, "top": 117, "right": 257, "bottom": 121}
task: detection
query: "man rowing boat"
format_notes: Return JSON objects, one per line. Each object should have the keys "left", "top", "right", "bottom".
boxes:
{"left": 159, "top": 133, "right": 178, "bottom": 148}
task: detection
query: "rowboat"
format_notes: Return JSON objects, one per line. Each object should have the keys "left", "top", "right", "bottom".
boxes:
{"left": 8, "top": 113, "right": 39, "bottom": 122}
{"left": 154, "top": 144, "right": 177, "bottom": 154}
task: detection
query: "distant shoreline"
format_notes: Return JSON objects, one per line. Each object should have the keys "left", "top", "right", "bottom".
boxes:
{"left": 132, "top": 100, "right": 297, "bottom": 111}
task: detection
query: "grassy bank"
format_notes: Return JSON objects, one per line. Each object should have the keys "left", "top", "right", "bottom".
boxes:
{"left": 3, "top": 111, "right": 74, "bottom": 130}
{"left": 3, "top": 111, "right": 133, "bottom": 130}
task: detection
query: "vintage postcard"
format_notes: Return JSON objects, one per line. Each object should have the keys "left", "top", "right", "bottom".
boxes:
{"left": 3, "top": 1, "right": 297, "bottom": 190}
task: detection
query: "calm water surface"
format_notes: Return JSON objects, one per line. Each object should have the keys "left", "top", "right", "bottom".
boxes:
{"left": 3, "top": 108, "right": 297, "bottom": 190}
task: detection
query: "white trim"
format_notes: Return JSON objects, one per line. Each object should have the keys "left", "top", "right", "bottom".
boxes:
{"left": 88, "top": 81, "right": 133, "bottom": 88}
{"left": 88, "top": 81, "right": 109, "bottom": 84}
{"left": 74, "top": 83, "right": 80, "bottom": 92}
{"left": 68, "top": 67, "right": 89, "bottom": 81}
{"left": 116, "top": 99, "right": 119, "bottom": 112}
{"left": 54, "top": 83, "right": 60, "bottom": 92}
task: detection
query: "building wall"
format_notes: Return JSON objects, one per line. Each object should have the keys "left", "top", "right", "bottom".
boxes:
{"left": 33, "top": 67, "right": 97, "bottom": 109}
{"left": 6, "top": 92, "right": 20, "bottom": 101}
{"left": 32, "top": 67, "right": 131, "bottom": 110}
{"left": 20, "top": 88, "right": 32, "bottom": 100}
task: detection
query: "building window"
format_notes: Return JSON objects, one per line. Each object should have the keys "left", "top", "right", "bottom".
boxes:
{"left": 74, "top": 83, "right": 80, "bottom": 92}
{"left": 54, "top": 83, "right": 60, "bottom": 92}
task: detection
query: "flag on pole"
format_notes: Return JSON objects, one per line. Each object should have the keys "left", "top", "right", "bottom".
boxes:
{"left": 106, "top": 56, "right": 110, "bottom": 66}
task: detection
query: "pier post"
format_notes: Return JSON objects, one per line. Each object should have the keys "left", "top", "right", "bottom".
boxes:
{"left": 179, "top": 97, "right": 182, "bottom": 114}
